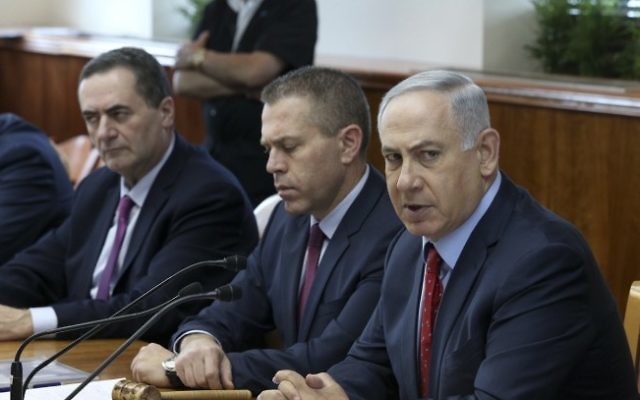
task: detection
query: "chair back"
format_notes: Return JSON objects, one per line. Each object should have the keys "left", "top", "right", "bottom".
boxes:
{"left": 623, "top": 280, "right": 640, "bottom": 393}
{"left": 253, "top": 194, "right": 282, "bottom": 238}
{"left": 55, "top": 135, "right": 101, "bottom": 188}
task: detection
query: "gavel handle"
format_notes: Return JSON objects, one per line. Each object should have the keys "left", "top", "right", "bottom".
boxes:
{"left": 161, "top": 389, "right": 252, "bottom": 400}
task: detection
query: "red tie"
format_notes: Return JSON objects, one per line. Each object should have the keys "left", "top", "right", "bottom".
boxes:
{"left": 96, "top": 195, "right": 135, "bottom": 300}
{"left": 419, "top": 244, "right": 443, "bottom": 398}
{"left": 298, "top": 223, "right": 325, "bottom": 322}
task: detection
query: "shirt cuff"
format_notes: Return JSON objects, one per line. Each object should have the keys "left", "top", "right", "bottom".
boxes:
{"left": 30, "top": 306, "right": 58, "bottom": 333}
{"left": 173, "top": 330, "right": 221, "bottom": 353}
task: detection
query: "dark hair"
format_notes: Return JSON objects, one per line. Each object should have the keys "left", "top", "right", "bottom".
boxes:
{"left": 261, "top": 66, "right": 371, "bottom": 158}
{"left": 79, "top": 47, "right": 172, "bottom": 108}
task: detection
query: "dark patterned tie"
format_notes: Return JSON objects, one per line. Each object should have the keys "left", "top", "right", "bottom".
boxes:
{"left": 96, "top": 195, "right": 135, "bottom": 300}
{"left": 419, "top": 244, "right": 443, "bottom": 397}
{"left": 298, "top": 223, "right": 325, "bottom": 323}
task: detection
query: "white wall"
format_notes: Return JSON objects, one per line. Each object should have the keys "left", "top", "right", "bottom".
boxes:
{"left": 53, "top": 0, "right": 154, "bottom": 38}
{"left": 484, "top": 0, "right": 539, "bottom": 73}
{"left": 2, "top": 0, "right": 153, "bottom": 38}
{"left": 0, "top": 0, "right": 54, "bottom": 27}
{"left": 316, "top": 0, "right": 485, "bottom": 70}
{"left": 152, "top": 0, "right": 191, "bottom": 42}
{"left": 0, "top": 0, "right": 540, "bottom": 73}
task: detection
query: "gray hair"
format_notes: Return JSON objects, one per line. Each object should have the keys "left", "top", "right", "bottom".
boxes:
{"left": 377, "top": 70, "right": 490, "bottom": 150}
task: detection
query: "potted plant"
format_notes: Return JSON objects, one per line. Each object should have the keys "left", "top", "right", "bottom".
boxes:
{"left": 177, "top": 0, "right": 212, "bottom": 36}
{"left": 528, "top": 0, "right": 640, "bottom": 79}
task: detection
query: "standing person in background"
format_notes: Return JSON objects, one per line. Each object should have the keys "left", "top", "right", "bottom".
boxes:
{"left": 258, "top": 70, "right": 637, "bottom": 400}
{"left": 173, "top": 0, "right": 318, "bottom": 207}
{"left": 0, "top": 113, "right": 73, "bottom": 265}
{"left": 0, "top": 47, "right": 258, "bottom": 344}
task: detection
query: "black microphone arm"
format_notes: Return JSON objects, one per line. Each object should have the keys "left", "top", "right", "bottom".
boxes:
{"left": 12, "top": 254, "right": 246, "bottom": 400}
{"left": 64, "top": 284, "right": 242, "bottom": 400}
{"left": 20, "top": 283, "right": 203, "bottom": 397}
{"left": 11, "top": 282, "right": 203, "bottom": 400}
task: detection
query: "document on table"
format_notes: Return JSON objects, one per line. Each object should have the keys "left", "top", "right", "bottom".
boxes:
{"left": 0, "top": 378, "right": 122, "bottom": 400}
{"left": 0, "top": 357, "right": 89, "bottom": 390}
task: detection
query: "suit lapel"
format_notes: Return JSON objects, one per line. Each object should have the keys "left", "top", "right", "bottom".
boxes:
{"left": 297, "top": 225, "right": 348, "bottom": 338}
{"left": 282, "top": 215, "right": 309, "bottom": 341}
{"left": 297, "top": 168, "right": 385, "bottom": 339}
{"left": 78, "top": 179, "right": 119, "bottom": 296}
{"left": 114, "top": 136, "right": 186, "bottom": 287}
{"left": 400, "top": 239, "right": 429, "bottom": 400}
{"left": 429, "top": 174, "right": 519, "bottom": 396}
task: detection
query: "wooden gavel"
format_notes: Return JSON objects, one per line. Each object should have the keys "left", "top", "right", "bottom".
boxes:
{"left": 111, "top": 379, "right": 253, "bottom": 400}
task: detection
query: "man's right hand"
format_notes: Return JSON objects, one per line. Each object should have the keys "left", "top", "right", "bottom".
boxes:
{"left": 257, "top": 370, "right": 349, "bottom": 400}
{"left": 175, "top": 333, "right": 235, "bottom": 389}
{"left": 130, "top": 342, "right": 173, "bottom": 387}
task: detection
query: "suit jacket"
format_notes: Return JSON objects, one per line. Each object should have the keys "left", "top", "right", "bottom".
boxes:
{"left": 331, "top": 173, "right": 637, "bottom": 400}
{"left": 0, "top": 134, "right": 259, "bottom": 343}
{"left": 0, "top": 113, "right": 73, "bottom": 264}
{"left": 173, "top": 167, "right": 403, "bottom": 394}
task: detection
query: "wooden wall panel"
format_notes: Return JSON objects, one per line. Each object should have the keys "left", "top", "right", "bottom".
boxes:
{"left": 1, "top": 50, "right": 45, "bottom": 125}
{"left": 1, "top": 34, "right": 638, "bottom": 313}
{"left": 492, "top": 103, "right": 640, "bottom": 310}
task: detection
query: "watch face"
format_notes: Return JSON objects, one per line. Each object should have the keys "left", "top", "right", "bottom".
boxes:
{"left": 162, "top": 357, "right": 177, "bottom": 372}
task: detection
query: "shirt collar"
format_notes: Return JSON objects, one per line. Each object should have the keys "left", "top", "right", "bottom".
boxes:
{"left": 422, "top": 171, "right": 502, "bottom": 271}
{"left": 119, "top": 134, "right": 175, "bottom": 207}
{"left": 311, "top": 165, "right": 370, "bottom": 239}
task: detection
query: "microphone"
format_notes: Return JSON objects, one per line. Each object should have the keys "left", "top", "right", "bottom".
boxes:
{"left": 64, "top": 285, "right": 242, "bottom": 400}
{"left": 11, "top": 283, "right": 203, "bottom": 400}
{"left": 20, "top": 283, "right": 203, "bottom": 396}
{"left": 13, "top": 254, "right": 246, "bottom": 400}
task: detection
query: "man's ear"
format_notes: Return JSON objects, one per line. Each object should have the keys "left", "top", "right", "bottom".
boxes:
{"left": 338, "top": 124, "right": 363, "bottom": 164}
{"left": 158, "top": 96, "right": 175, "bottom": 129}
{"left": 476, "top": 128, "right": 500, "bottom": 177}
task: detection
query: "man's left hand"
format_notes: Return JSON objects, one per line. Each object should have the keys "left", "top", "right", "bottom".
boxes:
{"left": 0, "top": 305, "right": 33, "bottom": 340}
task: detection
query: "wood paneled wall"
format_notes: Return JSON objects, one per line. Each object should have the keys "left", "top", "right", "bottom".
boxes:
{"left": 1, "top": 34, "right": 639, "bottom": 313}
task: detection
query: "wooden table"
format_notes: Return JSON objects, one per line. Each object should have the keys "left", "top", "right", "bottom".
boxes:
{"left": 0, "top": 339, "right": 146, "bottom": 380}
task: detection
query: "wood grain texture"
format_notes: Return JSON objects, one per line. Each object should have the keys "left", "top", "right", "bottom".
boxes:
{"left": 0, "top": 339, "right": 145, "bottom": 380}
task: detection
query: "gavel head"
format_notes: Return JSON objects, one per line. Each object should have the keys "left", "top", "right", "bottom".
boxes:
{"left": 112, "top": 379, "right": 162, "bottom": 400}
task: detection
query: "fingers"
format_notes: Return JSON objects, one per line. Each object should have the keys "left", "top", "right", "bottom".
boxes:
{"left": 219, "top": 353, "right": 235, "bottom": 389}
{"left": 257, "top": 390, "right": 288, "bottom": 400}
{"left": 273, "top": 370, "right": 306, "bottom": 386}
{"left": 194, "top": 30, "right": 210, "bottom": 46}
{"left": 129, "top": 343, "right": 173, "bottom": 387}
{"left": 175, "top": 337, "right": 228, "bottom": 389}
{"left": 272, "top": 370, "right": 306, "bottom": 400}
{"left": 305, "top": 372, "right": 334, "bottom": 389}
{"left": 275, "top": 379, "right": 302, "bottom": 400}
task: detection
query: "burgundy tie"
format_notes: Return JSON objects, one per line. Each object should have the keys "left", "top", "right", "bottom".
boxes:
{"left": 96, "top": 195, "right": 135, "bottom": 300}
{"left": 298, "top": 223, "right": 325, "bottom": 322}
{"left": 419, "top": 244, "right": 443, "bottom": 398}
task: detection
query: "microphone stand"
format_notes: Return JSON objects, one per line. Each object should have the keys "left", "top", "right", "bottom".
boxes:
{"left": 21, "top": 283, "right": 202, "bottom": 394}
{"left": 64, "top": 285, "right": 241, "bottom": 400}
{"left": 12, "top": 255, "right": 245, "bottom": 400}
{"left": 11, "top": 284, "right": 202, "bottom": 400}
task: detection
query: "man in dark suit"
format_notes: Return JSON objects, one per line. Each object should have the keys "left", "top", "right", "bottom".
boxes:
{"left": 258, "top": 70, "right": 637, "bottom": 399}
{"left": 0, "top": 47, "right": 258, "bottom": 344}
{"left": 0, "top": 113, "right": 73, "bottom": 265}
{"left": 130, "top": 67, "right": 403, "bottom": 395}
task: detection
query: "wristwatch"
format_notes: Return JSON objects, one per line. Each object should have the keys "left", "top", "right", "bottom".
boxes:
{"left": 191, "top": 48, "right": 206, "bottom": 69}
{"left": 162, "top": 354, "right": 185, "bottom": 388}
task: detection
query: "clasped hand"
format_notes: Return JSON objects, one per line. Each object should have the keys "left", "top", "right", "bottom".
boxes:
{"left": 131, "top": 333, "right": 234, "bottom": 389}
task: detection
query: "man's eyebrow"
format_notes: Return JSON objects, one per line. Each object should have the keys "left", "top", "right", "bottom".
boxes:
{"left": 105, "top": 104, "right": 130, "bottom": 113}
